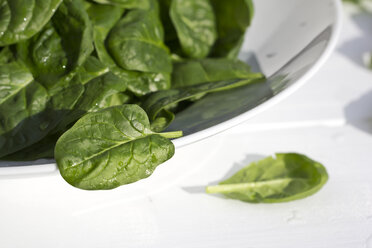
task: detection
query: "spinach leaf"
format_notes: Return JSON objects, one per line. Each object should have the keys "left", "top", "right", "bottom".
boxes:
{"left": 206, "top": 153, "right": 328, "bottom": 203}
{"left": 142, "top": 76, "right": 264, "bottom": 122}
{"left": 169, "top": 0, "right": 217, "bottom": 59}
{"left": 15, "top": 0, "right": 94, "bottom": 89}
{"left": 91, "top": 0, "right": 151, "bottom": 9}
{"left": 210, "top": 0, "right": 254, "bottom": 58}
{"left": 0, "top": 56, "right": 113, "bottom": 158}
{"left": 172, "top": 58, "right": 262, "bottom": 88}
{"left": 0, "top": 62, "right": 50, "bottom": 157}
{"left": 55, "top": 105, "right": 182, "bottom": 190}
{"left": 107, "top": 6, "right": 172, "bottom": 74}
{"left": 89, "top": 3, "right": 171, "bottom": 96}
{"left": 0, "top": 0, "right": 62, "bottom": 46}
{"left": 55, "top": 71, "right": 127, "bottom": 131}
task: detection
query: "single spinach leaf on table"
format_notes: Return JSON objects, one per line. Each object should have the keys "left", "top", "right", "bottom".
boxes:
{"left": 15, "top": 0, "right": 94, "bottom": 89}
{"left": 206, "top": 153, "right": 328, "bottom": 203}
{"left": 89, "top": 3, "right": 171, "bottom": 96}
{"left": 0, "top": 0, "right": 62, "bottom": 46}
{"left": 210, "top": 0, "right": 254, "bottom": 58}
{"left": 169, "top": 0, "right": 217, "bottom": 59}
{"left": 172, "top": 58, "right": 262, "bottom": 88}
{"left": 142, "top": 75, "right": 264, "bottom": 122}
{"left": 55, "top": 105, "right": 182, "bottom": 190}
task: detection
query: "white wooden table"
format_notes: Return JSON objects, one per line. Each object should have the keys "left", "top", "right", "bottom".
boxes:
{"left": 1, "top": 5, "right": 372, "bottom": 248}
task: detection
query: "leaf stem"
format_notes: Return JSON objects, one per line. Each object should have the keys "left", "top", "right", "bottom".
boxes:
{"left": 206, "top": 179, "right": 293, "bottom": 194}
{"left": 159, "top": 131, "right": 183, "bottom": 139}
{"left": 206, "top": 183, "right": 256, "bottom": 194}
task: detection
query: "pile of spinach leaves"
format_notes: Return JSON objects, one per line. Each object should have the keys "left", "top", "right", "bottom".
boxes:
{"left": 0, "top": 0, "right": 264, "bottom": 190}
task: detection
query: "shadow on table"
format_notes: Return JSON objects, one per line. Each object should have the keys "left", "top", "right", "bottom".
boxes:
{"left": 338, "top": 11, "right": 372, "bottom": 69}
{"left": 344, "top": 89, "right": 372, "bottom": 134}
{"left": 182, "top": 154, "right": 265, "bottom": 198}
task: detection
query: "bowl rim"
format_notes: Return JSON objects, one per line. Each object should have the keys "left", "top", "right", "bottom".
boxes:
{"left": 173, "top": 0, "right": 343, "bottom": 149}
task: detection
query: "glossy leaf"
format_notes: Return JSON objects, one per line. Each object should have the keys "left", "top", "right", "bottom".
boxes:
{"left": 107, "top": 7, "right": 172, "bottom": 74}
{"left": 206, "top": 153, "right": 328, "bottom": 203}
{"left": 55, "top": 105, "right": 182, "bottom": 190}
{"left": 16, "top": 0, "right": 94, "bottom": 89}
{"left": 0, "top": 0, "right": 62, "bottom": 46}
{"left": 0, "top": 56, "right": 114, "bottom": 158}
{"left": 170, "top": 0, "right": 217, "bottom": 58}
{"left": 210, "top": 0, "right": 254, "bottom": 58}
{"left": 0, "top": 62, "right": 50, "bottom": 157}
{"left": 89, "top": 3, "right": 171, "bottom": 96}
{"left": 172, "top": 58, "right": 262, "bottom": 88}
{"left": 56, "top": 71, "right": 127, "bottom": 131}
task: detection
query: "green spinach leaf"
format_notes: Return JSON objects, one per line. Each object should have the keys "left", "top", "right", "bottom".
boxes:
{"left": 206, "top": 153, "right": 328, "bottom": 203}
{"left": 89, "top": 3, "right": 171, "bottom": 96}
{"left": 210, "top": 0, "right": 254, "bottom": 58}
{"left": 172, "top": 58, "right": 262, "bottom": 88}
{"left": 0, "top": 0, "right": 62, "bottom": 46}
{"left": 55, "top": 105, "right": 182, "bottom": 190}
{"left": 169, "top": 0, "right": 217, "bottom": 58}
{"left": 107, "top": 6, "right": 172, "bottom": 74}
{"left": 0, "top": 62, "right": 51, "bottom": 157}
{"left": 15, "top": 0, "right": 94, "bottom": 89}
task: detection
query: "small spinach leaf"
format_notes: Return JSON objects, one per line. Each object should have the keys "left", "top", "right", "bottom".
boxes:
{"left": 0, "top": 0, "right": 62, "bottom": 46}
{"left": 55, "top": 105, "right": 182, "bottom": 190}
{"left": 170, "top": 0, "right": 217, "bottom": 58}
{"left": 206, "top": 153, "right": 328, "bottom": 203}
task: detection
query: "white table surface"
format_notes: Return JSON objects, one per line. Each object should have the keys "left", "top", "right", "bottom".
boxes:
{"left": 1, "top": 5, "right": 372, "bottom": 248}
